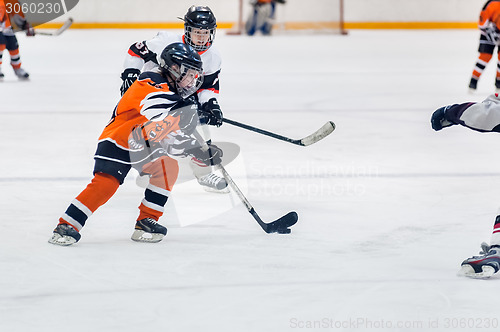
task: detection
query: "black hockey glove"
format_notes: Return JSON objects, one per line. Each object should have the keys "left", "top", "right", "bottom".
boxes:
{"left": 23, "top": 22, "right": 35, "bottom": 36}
{"left": 198, "top": 98, "right": 223, "bottom": 127}
{"left": 189, "top": 144, "right": 223, "bottom": 167}
{"left": 12, "top": 15, "right": 35, "bottom": 36}
{"left": 431, "top": 105, "right": 456, "bottom": 131}
{"left": 120, "top": 68, "right": 141, "bottom": 96}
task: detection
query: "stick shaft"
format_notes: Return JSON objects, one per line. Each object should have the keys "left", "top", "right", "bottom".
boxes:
{"left": 223, "top": 118, "right": 300, "bottom": 145}
{"left": 191, "top": 129, "right": 268, "bottom": 230}
{"left": 223, "top": 118, "right": 335, "bottom": 146}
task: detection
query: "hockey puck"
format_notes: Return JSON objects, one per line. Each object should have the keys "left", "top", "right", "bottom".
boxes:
{"left": 277, "top": 228, "right": 291, "bottom": 234}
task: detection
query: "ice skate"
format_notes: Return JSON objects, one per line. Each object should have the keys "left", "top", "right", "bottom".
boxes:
{"left": 131, "top": 218, "right": 167, "bottom": 243}
{"left": 197, "top": 173, "right": 229, "bottom": 193}
{"left": 48, "top": 223, "right": 81, "bottom": 246}
{"left": 458, "top": 242, "right": 500, "bottom": 279}
{"left": 14, "top": 67, "right": 29, "bottom": 80}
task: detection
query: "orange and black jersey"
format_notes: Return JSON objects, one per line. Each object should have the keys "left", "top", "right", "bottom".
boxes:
{"left": 1, "top": 0, "right": 28, "bottom": 30}
{"left": 95, "top": 71, "right": 192, "bottom": 167}
{"left": 0, "top": 0, "right": 12, "bottom": 28}
{"left": 480, "top": 1, "right": 500, "bottom": 29}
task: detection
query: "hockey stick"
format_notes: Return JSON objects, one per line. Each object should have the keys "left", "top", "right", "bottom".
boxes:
{"left": 193, "top": 130, "right": 298, "bottom": 233}
{"left": 15, "top": 18, "right": 73, "bottom": 36}
{"left": 35, "top": 18, "right": 73, "bottom": 36}
{"left": 223, "top": 118, "right": 335, "bottom": 146}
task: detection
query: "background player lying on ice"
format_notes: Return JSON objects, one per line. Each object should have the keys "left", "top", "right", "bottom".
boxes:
{"left": 49, "top": 42, "right": 224, "bottom": 246}
{"left": 120, "top": 5, "right": 226, "bottom": 192}
{"left": 245, "top": 0, "right": 286, "bottom": 36}
{"left": 469, "top": 0, "right": 500, "bottom": 91}
{"left": 0, "top": 0, "right": 34, "bottom": 80}
{"left": 431, "top": 94, "right": 500, "bottom": 278}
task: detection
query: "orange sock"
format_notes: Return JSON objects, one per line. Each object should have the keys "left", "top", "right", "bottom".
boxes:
{"left": 471, "top": 52, "right": 493, "bottom": 80}
{"left": 59, "top": 172, "right": 120, "bottom": 231}
{"left": 137, "top": 157, "right": 179, "bottom": 221}
{"left": 8, "top": 49, "right": 21, "bottom": 70}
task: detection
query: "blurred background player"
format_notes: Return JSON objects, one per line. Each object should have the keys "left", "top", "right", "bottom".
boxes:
{"left": 431, "top": 96, "right": 500, "bottom": 278}
{"left": 245, "top": 0, "right": 286, "bottom": 36}
{"left": 469, "top": 0, "right": 500, "bottom": 91}
{"left": 120, "top": 5, "right": 226, "bottom": 192}
{"left": 0, "top": 0, "right": 34, "bottom": 80}
{"left": 49, "top": 42, "right": 223, "bottom": 246}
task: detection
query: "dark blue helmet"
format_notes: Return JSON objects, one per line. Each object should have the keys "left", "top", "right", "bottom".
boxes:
{"left": 181, "top": 6, "right": 217, "bottom": 52}
{"left": 159, "top": 42, "right": 203, "bottom": 98}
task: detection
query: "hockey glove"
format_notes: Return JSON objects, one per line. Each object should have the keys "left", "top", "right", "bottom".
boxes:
{"left": 198, "top": 98, "right": 223, "bottom": 127}
{"left": 431, "top": 105, "right": 456, "bottom": 131}
{"left": 120, "top": 68, "right": 141, "bottom": 96}
{"left": 23, "top": 22, "right": 35, "bottom": 36}
{"left": 189, "top": 144, "right": 223, "bottom": 167}
{"left": 12, "top": 15, "right": 35, "bottom": 36}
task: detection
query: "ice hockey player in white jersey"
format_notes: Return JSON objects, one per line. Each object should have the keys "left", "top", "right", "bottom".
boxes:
{"left": 431, "top": 94, "right": 500, "bottom": 278}
{"left": 120, "top": 5, "right": 227, "bottom": 193}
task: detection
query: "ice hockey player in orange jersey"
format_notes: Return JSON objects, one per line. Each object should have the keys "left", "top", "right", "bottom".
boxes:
{"left": 0, "top": 0, "right": 34, "bottom": 80}
{"left": 120, "top": 6, "right": 227, "bottom": 193}
{"left": 48, "top": 42, "right": 224, "bottom": 246}
{"left": 469, "top": 0, "right": 500, "bottom": 91}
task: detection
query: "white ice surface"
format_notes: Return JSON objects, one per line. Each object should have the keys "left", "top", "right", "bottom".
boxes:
{"left": 2, "top": 29, "right": 500, "bottom": 332}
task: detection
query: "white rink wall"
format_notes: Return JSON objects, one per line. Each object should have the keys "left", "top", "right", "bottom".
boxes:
{"left": 346, "top": 0, "right": 484, "bottom": 22}
{"left": 58, "top": 0, "right": 485, "bottom": 24}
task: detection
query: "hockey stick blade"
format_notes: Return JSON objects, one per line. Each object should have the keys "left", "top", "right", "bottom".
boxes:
{"left": 251, "top": 210, "right": 298, "bottom": 234}
{"left": 297, "top": 121, "right": 336, "bottom": 146}
{"left": 192, "top": 130, "right": 299, "bottom": 234}
{"left": 35, "top": 18, "right": 73, "bottom": 36}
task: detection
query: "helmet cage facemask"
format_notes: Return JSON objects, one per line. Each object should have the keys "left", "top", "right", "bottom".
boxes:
{"left": 167, "top": 63, "right": 204, "bottom": 99}
{"left": 184, "top": 25, "right": 216, "bottom": 52}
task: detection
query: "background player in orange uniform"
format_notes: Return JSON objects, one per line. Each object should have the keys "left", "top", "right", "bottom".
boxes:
{"left": 49, "top": 42, "right": 223, "bottom": 246}
{"left": 0, "top": 0, "right": 34, "bottom": 80}
{"left": 469, "top": 0, "right": 500, "bottom": 91}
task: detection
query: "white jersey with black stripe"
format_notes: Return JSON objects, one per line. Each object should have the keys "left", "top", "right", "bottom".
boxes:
{"left": 124, "top": 31, "right": 222, "bottom": 104}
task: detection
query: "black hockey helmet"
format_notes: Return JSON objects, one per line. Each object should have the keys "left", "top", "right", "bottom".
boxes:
{"left": 159, "top": 42, "right": 204, "bottom": 99}
{"left": 181, "top": 5, "right": 217, "bottom": 52}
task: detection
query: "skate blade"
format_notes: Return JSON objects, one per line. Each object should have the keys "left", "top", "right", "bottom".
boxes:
{"left": 457, "top": 264, "right": 496, "bottom": 279}
{"left": 48, "top": 233, "right": 77, "bottom": 246}
{"left": 131, "top": 230, "right": 165, "bottom": 243}
{"left": 201, "top": 186, "right": 230, "bottom": 194}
